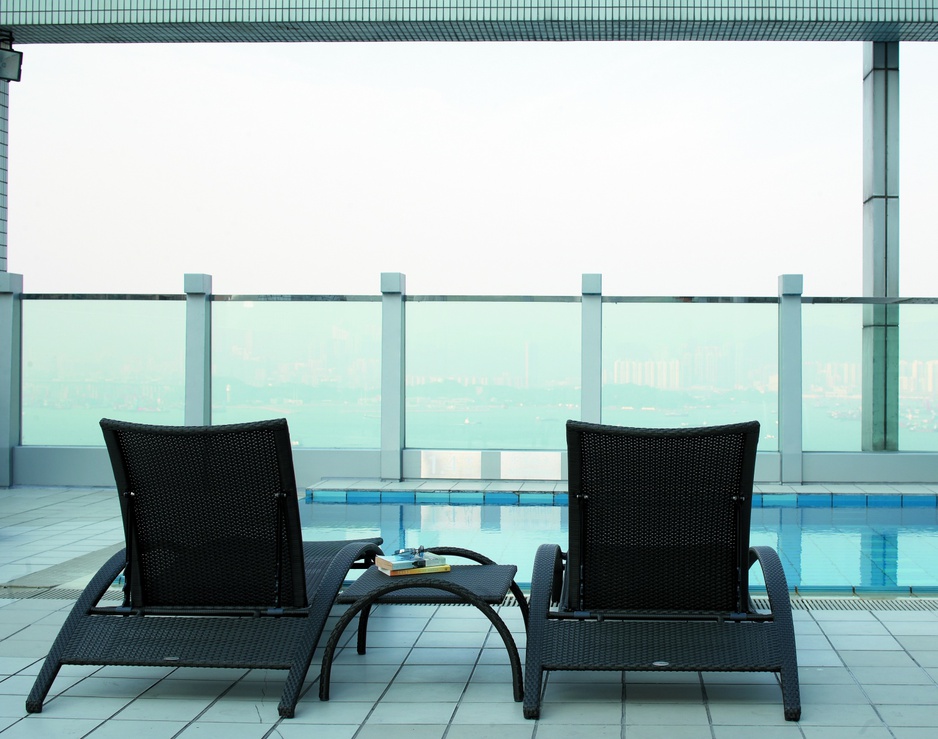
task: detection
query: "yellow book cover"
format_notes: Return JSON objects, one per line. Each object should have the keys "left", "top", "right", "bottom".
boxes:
{"left": 377, "top": 564, "right": 452, "bottom": 577}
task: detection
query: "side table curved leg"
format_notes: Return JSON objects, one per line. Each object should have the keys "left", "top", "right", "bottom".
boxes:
{"left": 320, "top": 578, "right": 523, "bottom": 702}
{"left": 424, "top": 547, "right": 529, "bottom": 628}
{"left": 356, "top": 602, "right": 372, "bottom": 655}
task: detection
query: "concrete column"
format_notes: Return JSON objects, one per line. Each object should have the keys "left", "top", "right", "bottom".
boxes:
{"left": 1, "top": 78, "right": 8, "bottom": 273}
{"left": 184, "top": 273, "right": 212, "bottom": 426}
{"left": 0, "top": 31, "right": 18, "bottom": 273}
{"left": 862, "top": 41, "right": 900, "bottom": 451}
{"left": 380, "top": 272, "right": 405, "bottom": 481}
{"left": 0, "top": 272, "right": 22, "bottom": 486}
{"left": 581, "top": 273, "right": 602, "bottom": 424}
{"left": 777, "top": 274, "right": 803, "bottom": 484}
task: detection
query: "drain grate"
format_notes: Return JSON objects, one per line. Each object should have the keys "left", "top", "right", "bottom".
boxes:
{"left": 0, "top": 586, "right": 123, "bottom": 601}
{"left": 448, "top": 595, "right": 938, "bottom": 611}
{"left": 752, "top": 596, "right": 938, "bottom": 612}
{"left": 2, "top": 543, "right": 124, "bottom": 590}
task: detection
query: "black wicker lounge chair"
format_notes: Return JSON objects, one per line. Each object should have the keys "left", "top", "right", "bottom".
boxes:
{"left": 26, "top": 418, "right": 382, "bottom": 718}
{"left": 524, "top": 420, "right": 800, "bottom": 721}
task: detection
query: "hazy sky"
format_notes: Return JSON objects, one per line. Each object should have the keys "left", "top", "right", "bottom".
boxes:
{"left": 6, "top": 41, "right": 938, "bottom": 297}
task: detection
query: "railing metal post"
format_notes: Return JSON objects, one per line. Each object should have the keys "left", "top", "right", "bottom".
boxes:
{"left": 184, "top": 273, "right": 212, "bottom": 426}
{"left": 778, "top": 274, "right": 803, "bottom": 484}
{"left": 581, "top": 273, "right": 602, "bottom": 424}
{"left": 381, "top": 272, "right": 405, "bottom": 481}
{"left": 0, "top": 272, "right": 22, "bottom": 486}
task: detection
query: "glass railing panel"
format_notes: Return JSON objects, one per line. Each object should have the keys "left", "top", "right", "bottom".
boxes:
{"left": 898, "top": 303, "right": 938, "bottom": 451}
{"left": 405, "top": 298, "right": 580, "bottom": 450}
{"left": 211, "top": 298, "right": 381, "bottom": 448}
{"left": 601, "top": 301, "right": 779, "bottom": 451}
{"left": 21, "top": 297, "right": 186, "bottom": 445}
{"left": 802, "top": 303, "right": 863, "bottom": 452}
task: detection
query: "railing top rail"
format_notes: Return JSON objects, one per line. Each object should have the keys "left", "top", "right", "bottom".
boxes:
{"left": 21, "top": 294, "right": 185, "bottom": 301}
{"left": 406, "top": 295, "right": 580, "bottom": 303}
{"left": 212, "top": 295, "right": 380, "bottom": 302}
{"left": 18, "top": 293, "right": 938, "bottom": 304}
{"left": 804, "top": 297, "right": 938, "bottom": 305}
{"left": 603, "top": 296, "right": 779, "bottom": 304}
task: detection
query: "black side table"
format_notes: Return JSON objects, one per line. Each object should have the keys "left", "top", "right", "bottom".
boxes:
{"left": 320, "top": 546, "right": 529, "bottom": 701}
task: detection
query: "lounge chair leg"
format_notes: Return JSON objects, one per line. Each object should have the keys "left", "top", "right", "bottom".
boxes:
{"left": 26, "top": 550, "right": 126, "bottom": 714}
{"left": 356, "top": 603, "right": 372, "bottom": 655}
{"left": 25, "top": 658, "right": 61, "bottom": 713}
{"left": 780, "top": 664, "right": 801, "bottom": 721}
{"left": 522, "top": 662, "right": 544, "bottom": 719}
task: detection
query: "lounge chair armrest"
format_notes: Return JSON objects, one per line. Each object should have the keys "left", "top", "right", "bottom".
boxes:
{"left": 748, "top": 545, "right": 801, "bottom": 721}
{"left": 425, "top": 546, "right": 497, "bottom": 565}
{"left": 530, "top": 544, "right": 564, "bottom": 618}
{"left": 749, "top": 545, "right": 794, "bottom": 621}
{"left": 308, "top": 540, "right": 385, "bottom": 603}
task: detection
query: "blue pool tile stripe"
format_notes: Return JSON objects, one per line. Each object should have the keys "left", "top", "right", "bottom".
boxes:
{"left": 484, "top": 492, "right": 520, "bottom": 505}
{"left": 832, "top": 494, "right": 868, "bottom": 507}
{"left": 381, "top": 491, "right": 417, "bottom": 504}
{"left": 450, "top": 492, "right": 485, "bottom": 505}
{"left": 797, "top": 493, "right": 831, "bottom": 507}
{"left": 308, "top": 490, "right": 347, "bottom": 502}
{"left": 348, "top": 491, "right": 383, "bottom": 503}
{"left": 415, "top": 491, "right": 443, "bottom": 504}
{"left": 308, "top": 485, "right": 937, "bottom": 509}
{"left": 902, "top": 494, "right": 938, "bottom": 507}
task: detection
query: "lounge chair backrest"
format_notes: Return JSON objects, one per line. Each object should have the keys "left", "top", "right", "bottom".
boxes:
{"left": 100, "top": 418, "right": 308, "bottom": 610}
{"left": 565, "top": 420, "right": 760, "bottom": 614}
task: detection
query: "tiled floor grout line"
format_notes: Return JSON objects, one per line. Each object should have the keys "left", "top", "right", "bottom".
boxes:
{"left": 439, "top": 611, "right": 496, "bottom": 739}
{"left": 693, "top": 671, "right": 714, "bottom": 739}
{"left": 347, "top": 602, "right": 444, "bottom": 739}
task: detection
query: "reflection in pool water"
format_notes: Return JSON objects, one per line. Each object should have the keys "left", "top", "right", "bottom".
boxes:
{"left": 300, "top": 498, "right": 938, "bottom": 593}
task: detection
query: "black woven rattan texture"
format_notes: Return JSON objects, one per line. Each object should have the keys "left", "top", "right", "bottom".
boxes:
{"left": 26, "top": 418, "right": 384, "bottom": 719}
{"left": 338, "top": 564, "right": 519, "bottom": 605}
{"left": 540, "top": 619, "right": 781, "bottom": 671}
{"left": 104, "top": 418, "right": 304, "bottom": 609}
{"left": 524, "top": 420, "right": 799, "bottom": 722}
{"left": 569, "top": 422, "right": 755, "bottom": 613}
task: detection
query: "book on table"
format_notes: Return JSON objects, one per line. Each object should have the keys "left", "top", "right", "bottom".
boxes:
{"left": 375, "top": 550, "right": 446, "bottom": 571}
{"left": 377, "top": 563, "right": 452, "bottom": 577}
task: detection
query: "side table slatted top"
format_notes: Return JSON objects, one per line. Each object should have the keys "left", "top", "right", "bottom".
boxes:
{"left": 337, "top": 563, "right": 520, "bottom": 605}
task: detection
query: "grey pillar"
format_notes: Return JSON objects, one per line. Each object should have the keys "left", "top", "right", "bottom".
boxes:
{"left": 0, "top": 32, "right": 18, "bottom": 273}
{"left": 1, "top": 77, "right": 8, "bottom": 272}
{"left": 0, "top": 272, "right": 22, "bottom": 486}
{"left": 380, "top": 272, "right": 405, "bottom": 481}
{"left": 581, "top": 273, "right": 602, "bottom": 423}
{"left": 862, "top": 41, "right": 900, "bottom": 451}
{"left": 184, "top": 273, "right": 212, "bottom": 426}
{"left": 778, "top": 274, "right": 803, "bottom": 484}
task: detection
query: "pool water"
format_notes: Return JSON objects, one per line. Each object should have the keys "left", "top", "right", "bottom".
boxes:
{"left": 300, "top": 496, "right": 938, "bottom": 593}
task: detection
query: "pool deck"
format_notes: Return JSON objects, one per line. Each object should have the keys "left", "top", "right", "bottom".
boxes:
{"left": 2, "top": 484, "right": 938, "bottom": 738}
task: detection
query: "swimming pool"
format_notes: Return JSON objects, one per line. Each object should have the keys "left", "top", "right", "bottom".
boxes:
{"left": 301, "top": 492, "right": 938, "bottom": 593}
